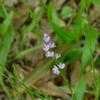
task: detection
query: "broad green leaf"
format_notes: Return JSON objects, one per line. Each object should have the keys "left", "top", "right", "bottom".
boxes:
{"left": 52, "top": 23, "right": 76, "bottom": 44}
{"left": 62, "top": 48, "right": 81, "bottom": 64}
{"left": 47, "top": 4, "right": 65, "bottom": 27}
{"left": 52, "top": 9, "right": 65, "bottom": 27}
{"left": 73, "top": 15, "right": 88, "bottom": 38}
{"left": 60, "top": 6, "right": 73, "bottom": 19}
{"left": 47, "top": 4, "right": 77, "bottom": 44}
{"left": 81, "top": 26, "right": 97, "bottom": 68}
{"left": 72, "top": 77, "right": 86, "bottom": 100}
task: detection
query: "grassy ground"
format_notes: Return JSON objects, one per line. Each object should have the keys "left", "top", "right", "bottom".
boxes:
{"left": 0, "top": 0, "right": 100, "bottom": 100}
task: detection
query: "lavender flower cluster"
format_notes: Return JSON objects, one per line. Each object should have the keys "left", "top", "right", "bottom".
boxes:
{"left": 43, "top": 33, "right": 55, "bottom": 58}
{"left": 43, "top": 33, "right": 65, "bottom": 75}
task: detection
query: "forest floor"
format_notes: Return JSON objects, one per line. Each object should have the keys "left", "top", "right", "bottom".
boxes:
{"left": 0, "top": 0, "right": 100, "bottom": 100}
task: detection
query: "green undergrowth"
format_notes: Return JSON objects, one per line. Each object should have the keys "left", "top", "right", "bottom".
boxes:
{"left": 0, "top": 0, "right": 100, "bottom": 100}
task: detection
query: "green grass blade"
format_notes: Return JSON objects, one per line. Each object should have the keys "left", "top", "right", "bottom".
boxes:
{"left": 95, "top": 75, "right": 100, "bottom": 100}
{"left": 92, "top": 0, "right": 100, "bottom": 5}
{"left": 0, "top": 12, "right": 14, "bottom": 75}
{"left": 0, "top": 11, "right": 14, "bottom": 99}
{"left": 72, "top": 77, "right": 86, "bottom": 100}
{"left": 16, "top": 44, "right": 42, "bottom": 59}
{"left": 81, "top": 26, "right": 97, "bottom": 70}
{"left": 0, "top": 11, "right": 13, "bottom": 34}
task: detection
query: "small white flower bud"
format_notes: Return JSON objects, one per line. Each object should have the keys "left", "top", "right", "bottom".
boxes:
{"left": 52, "top": 66, "right": 60, "bottom": 75}
{"left": 43, "top": 33, "right": 51, "bottom": 43}
{"left": 55, "top": 53, "right": 61, "bottom": 59}
{"left": 45, "top": 51, "right": 55, "bottom": 58}
{"left": 57, "top": 63, "right": 65, "bottom": 69}
{"left": 43, "top": 44, "right": 49, "bottom": 52}
{"left": 48, "top": 41, "right": 56, "bottom": 49}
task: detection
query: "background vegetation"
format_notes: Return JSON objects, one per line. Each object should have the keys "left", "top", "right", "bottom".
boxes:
{"left": 0, "top": 0, "right": 100, "bottom": 100}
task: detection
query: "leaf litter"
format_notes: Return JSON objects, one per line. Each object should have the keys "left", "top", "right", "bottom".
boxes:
{"left": 0, "top": 0, "right": 100, "bottom": 100}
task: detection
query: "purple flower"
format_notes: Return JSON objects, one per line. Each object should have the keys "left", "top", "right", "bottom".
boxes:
{"left": 43, "top": 33, "right": 56, "bottom": 58}
{"left": 43, "top": 33, "right": 66, "bottom": 76}
{"left": 43, "top": 35, "right": 51, "bottom": 43}
{"left": 47, "top": 41, "right": 56, "bottom": 49}
{"left": 52, "top": 65, "right": 60, "bottom": 75}
{"left": 43, "top": 44, "right": 49, "bottom": 52}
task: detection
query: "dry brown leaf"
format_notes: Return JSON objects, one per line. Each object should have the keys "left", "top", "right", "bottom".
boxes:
{"left": 4, "top": 0, "right": 18, "bottom": 7}
{"left": 36, "top": 82, "right": 71, "bottom": 99}
{"left": 13, "top": 4, "right": 29, "bottom": 28}
{"left": 70, "top": 61, "right": 81, "bottom": 86}
{"left": 89, "top": 5, "right": 100, "bottom": 29}
{"left": 53, "top": 0, "right": 66, "bottom": 10}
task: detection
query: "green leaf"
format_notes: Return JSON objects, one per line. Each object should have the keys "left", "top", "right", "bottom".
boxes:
{"left": 0, "top": 11, "right": 14, "bottom": 76}
{"left": 0, "top": 7, "right": 5, "bottom": 17}
{"left": 52, "top": 24, "right": 76, "bottom": 44}
{"left": 79, "top": 0, "right": 92, "bottom": 14}
{"left": 62, "top": 48, "right": 81, "bottom": 64}
{"left": 73, "top": 15, "right": 88, "bottom": 36}
{"left": 0, "top": 11, "right": 13, "bottom": 34}
{"left": 92, "top": 0, "right": 100, "bottom": 5}
{"left": 95, "top": 75, "right": 100, "bottom": 100}
{"left": 47, "top": 4, "right": 65, "bottom": 27}
{"left": 81, "top": 26, "right": 97, "bottom": 68}
{"left": 60, "top": 6, "right": 73, "bottom": 19}
{"left": 47, "top": 4, "right": 76, "bottom": 44}
{"left": 0, "top": 11, "right": 14, "bottom": 99}
{"left": 72, "top": 77, "right": 86, "bottom": 100}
